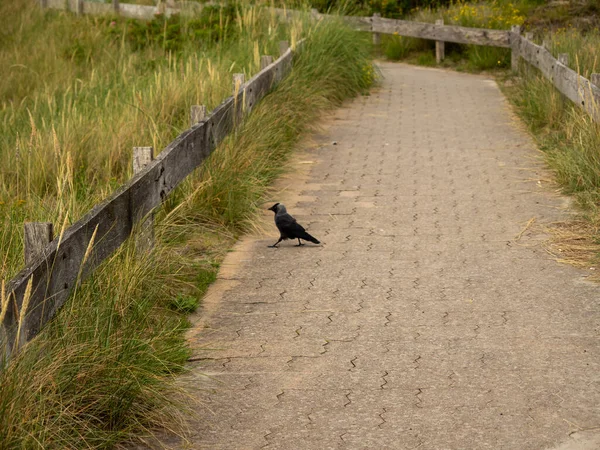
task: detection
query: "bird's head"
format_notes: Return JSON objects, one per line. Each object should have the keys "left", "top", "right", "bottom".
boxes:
{"left": 268, "top": 203, "right": 286, "bottom": 214}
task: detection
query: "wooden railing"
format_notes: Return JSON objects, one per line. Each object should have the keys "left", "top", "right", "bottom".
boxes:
{"left": 1, "top": 33, "right": 298, "bottom": 359}
{"left": 5, "top": 1, "right": 600, "bottom": 359}
{"left": 41, "top": 1, "right": 600, "bottom": 119}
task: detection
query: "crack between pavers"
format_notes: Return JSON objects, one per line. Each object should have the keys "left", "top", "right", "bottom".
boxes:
{"left": 377, "top": 407, "right": 387, "bottom": 429}
{"left": 384, "top": 312, "right": 392, "bottom": 327}
{"left": 415, "top": 388, "right": 423, "bottom": 408}
{"left": 380, "top": 371, "right": 389, "bottom": 389}
{"left": 356, "top": 298, "right": 365, "bottom": 313}
{"left": 413, "top": 355, "right": 421, "bottom": 370}
{"left": 344, "top": 391, "right": 352, "bottom": 407}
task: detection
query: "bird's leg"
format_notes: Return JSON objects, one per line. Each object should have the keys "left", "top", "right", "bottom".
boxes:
{"left": 295, "top": 238, "right": 304, "bottom": 247}
{"left": 268, "top": 237, "right": 283, "bottom": 248}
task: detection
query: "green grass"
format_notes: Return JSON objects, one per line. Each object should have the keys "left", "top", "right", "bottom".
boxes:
{"left": 0, "top": 3, "right": 373, "bottom": 447}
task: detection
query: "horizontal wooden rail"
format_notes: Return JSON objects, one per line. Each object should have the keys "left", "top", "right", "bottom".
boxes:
{"left": 517, "top": 35, "right": 600, "bottom": 122}
{"left": 1, "top": 43, "right": 297, "bottom": 359}
{"left": 372, "top": 16, "right": 510, "bottom": 47}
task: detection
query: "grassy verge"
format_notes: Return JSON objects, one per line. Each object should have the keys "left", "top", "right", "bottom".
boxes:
{"left": 500, "top": 60, "right": 600, "bottom": 268}
{"left": 0, "top": 4, "right": 373, "bottom": 447}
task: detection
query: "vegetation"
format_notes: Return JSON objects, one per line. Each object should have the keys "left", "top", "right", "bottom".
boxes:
{"left": 0, "top": 0, "right": 373, "bottom": 447}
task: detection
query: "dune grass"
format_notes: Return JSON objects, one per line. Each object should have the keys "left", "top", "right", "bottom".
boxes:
{"left": 0, "top": 2, "right": 373, "bottom": 446}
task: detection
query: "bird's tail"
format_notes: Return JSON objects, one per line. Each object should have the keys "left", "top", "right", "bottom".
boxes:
{"left": 302, "top": 232, "right": 320, "bottom": 244}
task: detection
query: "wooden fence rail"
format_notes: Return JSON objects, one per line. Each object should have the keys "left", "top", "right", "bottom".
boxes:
{"left": 7, "top": 1, "right": 600, "bottom": 359}
{"left": 1, "top": 39, "right": 297, "bottom": 360}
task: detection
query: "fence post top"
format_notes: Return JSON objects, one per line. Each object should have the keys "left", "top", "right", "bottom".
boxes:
{"left": 511, "top": 25, "right": 522, "bottom": 33}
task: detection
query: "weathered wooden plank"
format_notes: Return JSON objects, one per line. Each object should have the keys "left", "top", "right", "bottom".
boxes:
{"left": 84, "top": 1, "right": 114, "bottom": 15}
{"left": 435, "top": 19, "right": 445, "bottom": 63}
{"left": 519, "top": 36, "right": 600, "bottom": 121}
{"left": 373, "top": 17, "right": 511, "bottom": 47}
{"left": 24, "top": 223, "right": 54, "bottom": 267}
{"left": 118, "top": 2, "right": 156, "bottom": 20}
{"left": 2, "top": 38, "right": 300, "bottom": 359}
{"left": 341, "top": 15, "right": 372, "bottom": 32}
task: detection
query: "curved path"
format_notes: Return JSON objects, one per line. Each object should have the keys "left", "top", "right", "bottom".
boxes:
{"left": 182, "top": 62, "right": 600, "bottom": 449}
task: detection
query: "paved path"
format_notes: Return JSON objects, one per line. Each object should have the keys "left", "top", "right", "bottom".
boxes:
{"left": 183, "top": 63, "right": 600, "bottom": 449}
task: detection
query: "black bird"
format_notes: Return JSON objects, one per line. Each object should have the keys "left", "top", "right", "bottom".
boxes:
{"left": 268, "top": 203, "right": 320, "bottom": 248}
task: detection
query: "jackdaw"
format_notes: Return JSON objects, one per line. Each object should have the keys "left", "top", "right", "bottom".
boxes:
{"left": 268, "top": 203, "right": 320, "bottom": 248}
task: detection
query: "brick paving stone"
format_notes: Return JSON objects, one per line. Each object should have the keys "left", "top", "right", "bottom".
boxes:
{"left": 178, "top": 63, "right": 600, "bottom": 449}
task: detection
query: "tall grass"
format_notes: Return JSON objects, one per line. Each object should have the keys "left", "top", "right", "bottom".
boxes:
{"left": 505, "top": 70, "right": 600, "bottom": 211}
{"left": 546, "top": 28, "right": 600, "bottom": 78}
{"left": 0, "top": 0, "right": 289, "bottom": 281}
{"left": 0, "top": 3, "right": 373, "bottom": 447}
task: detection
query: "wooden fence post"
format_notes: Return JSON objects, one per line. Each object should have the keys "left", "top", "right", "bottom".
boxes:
{"left": 435, "top": 19, "right": 445, "bottom": 64}
{"left": 112, "top": 0, "right": 119, "bottom": 13}
{"left": 190, "top": 105, "right": 206, "bottom": 126}
{"left": 24, "top": 223, "right": 54, "bottom": 266}
{"left": 279, "top": 40, "right": 289, "bottom": 56}
{"left": 372, "top": 13, "right": 381, "bottom": 46}
{"left": 133, "top": 147, "right": 154, "bottom": 252}
{"left": 510, "top": 25, "right": 521, "bottom": 73}
{"left": 76, "top": 0, "right": 84, "bottom": 15}
{"left": 558, "top": 53, "right": 569, "bottom": 66}
{"left": 260, "top": 55, "right": 273, "bottom": 70}
{"left": 39, "top": 0, "right": 47, "bottom": 8}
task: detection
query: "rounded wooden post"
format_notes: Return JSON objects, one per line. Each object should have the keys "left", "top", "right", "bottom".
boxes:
{"left": 372, "top": 13, "right": 381, "bottom": 46}
{"left": 260, "top": 55, "right": 273, "bottom": 70}
{"left": 76, "top": 0, "right": 84, "bottom": 15}
{"left": 435, "top": 19, "right": 445, "bottom": 64}
{"left": 558, "top": 53, "right": 569, "bottom": 66}
{"left": 24, "top": 222, "right": 54, "bottom": 266}
{"left": 510, "top": 25, "right": 522, "bottom": 73}
{"left": 279, "top": 41, "right": 289, "bottom": 56}
{"left": 113, "top": 0, "right": 119, "bottom": 13}
{"left": 191, "top": 105, "right": 206, "bottom": 126}
{"left": 232, "top": 73, "right": 245, "bottom": 95}
{"left": 39, "top": 0, "right": 47, "bottom": 8}
{"left": 133, "top": 147, "right": 154, "bottom": 252}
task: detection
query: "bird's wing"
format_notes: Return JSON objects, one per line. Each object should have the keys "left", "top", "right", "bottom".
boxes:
{"left": 276, "top": 213, "right": 306, "bottom": 237}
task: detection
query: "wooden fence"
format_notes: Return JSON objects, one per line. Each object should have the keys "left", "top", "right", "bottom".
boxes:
{"left": 41, "top": 1, "right": 600, "bottom": 118}
{"left": 5, "top": 1, "right": 600, "bottom": 359}
{"left": 272, "top": 8, "right": 600, "bottom": 122}
{"left": 1, "top": 32, "right": 297, "bottom": 359}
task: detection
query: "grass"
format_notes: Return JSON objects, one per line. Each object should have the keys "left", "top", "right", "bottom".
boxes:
{"left": 0, "top": 1, "right": 373, "bottom": 447}
{"left": 379, "top": 0, "right": 534, "bottom": 71}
